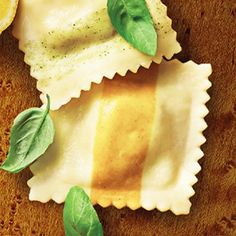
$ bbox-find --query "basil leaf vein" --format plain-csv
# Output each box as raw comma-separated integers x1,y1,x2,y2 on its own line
1,96,55,173
64,186,103,236
107,0,157,56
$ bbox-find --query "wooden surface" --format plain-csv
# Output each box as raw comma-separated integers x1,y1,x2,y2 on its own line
0,0,235,235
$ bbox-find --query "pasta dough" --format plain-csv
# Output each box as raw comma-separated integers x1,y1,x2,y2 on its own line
28,60,212,215
13,0,181,110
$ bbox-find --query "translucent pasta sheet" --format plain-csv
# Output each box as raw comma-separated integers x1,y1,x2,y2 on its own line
13,0,181,110
28,60,212,215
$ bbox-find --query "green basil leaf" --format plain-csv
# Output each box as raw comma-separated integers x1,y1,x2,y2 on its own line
107,0,157,56
1,96,55,173
63,186,103,236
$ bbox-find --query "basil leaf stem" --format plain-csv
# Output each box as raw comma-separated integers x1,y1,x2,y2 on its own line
107,0,157,56
1,95,55,173
63,186,103,236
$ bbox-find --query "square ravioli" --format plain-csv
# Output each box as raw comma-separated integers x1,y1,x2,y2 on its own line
13,0,181,110
28,60,212,215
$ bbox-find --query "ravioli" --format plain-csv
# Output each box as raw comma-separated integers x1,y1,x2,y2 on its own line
13,0,181,110
28,60,212,215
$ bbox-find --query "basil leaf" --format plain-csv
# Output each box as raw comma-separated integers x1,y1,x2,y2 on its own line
107,0,157,56
63,186,103,236
1,96,55,173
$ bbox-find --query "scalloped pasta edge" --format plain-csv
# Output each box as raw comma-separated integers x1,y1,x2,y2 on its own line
13,0,181,110
90,61,212,215
28,61,212,215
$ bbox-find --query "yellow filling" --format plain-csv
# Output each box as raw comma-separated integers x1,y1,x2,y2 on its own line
91,67,158,208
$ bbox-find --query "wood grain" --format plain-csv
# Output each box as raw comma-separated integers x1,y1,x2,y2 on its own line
0,0,235,235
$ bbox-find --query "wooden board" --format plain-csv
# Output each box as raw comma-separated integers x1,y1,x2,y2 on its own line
0,0,235,235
